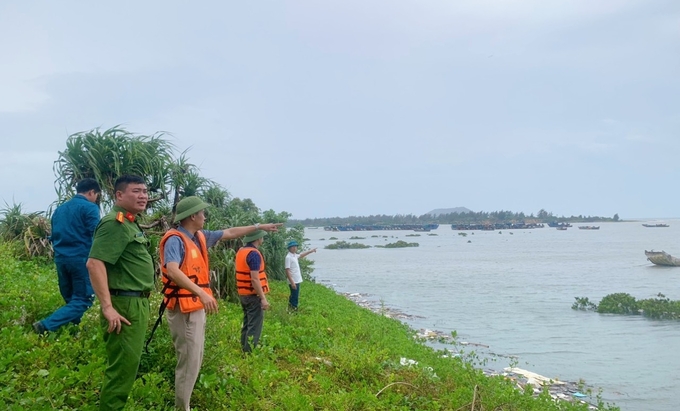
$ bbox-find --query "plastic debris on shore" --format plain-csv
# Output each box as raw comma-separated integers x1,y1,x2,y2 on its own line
481,367,598,409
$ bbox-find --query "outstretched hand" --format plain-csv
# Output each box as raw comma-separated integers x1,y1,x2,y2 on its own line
261,223,283,232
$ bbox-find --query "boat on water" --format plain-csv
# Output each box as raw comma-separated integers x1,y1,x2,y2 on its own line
548,222,572,228
556,226,568,230
645,250,680,267
578,226,600,230
642,223,669,228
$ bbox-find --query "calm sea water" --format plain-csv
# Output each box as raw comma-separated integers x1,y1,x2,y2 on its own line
305,220,680,411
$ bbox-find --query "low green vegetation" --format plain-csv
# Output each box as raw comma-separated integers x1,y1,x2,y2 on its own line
572,293,680,320
1,243,614,410
376,240,419,249
324,241,371,250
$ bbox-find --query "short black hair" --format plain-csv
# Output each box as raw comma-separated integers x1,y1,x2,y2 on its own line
114,175,146,193
76,178,101,194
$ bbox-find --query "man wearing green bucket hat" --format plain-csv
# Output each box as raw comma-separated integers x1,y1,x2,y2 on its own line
158,196,280,411
235,229,271,352
285,240,317,311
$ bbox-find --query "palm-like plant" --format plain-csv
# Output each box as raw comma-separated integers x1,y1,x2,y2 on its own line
0,202,52,258
24,215,53,258
53,126,176,211
0,202,40,241
167,153,214,222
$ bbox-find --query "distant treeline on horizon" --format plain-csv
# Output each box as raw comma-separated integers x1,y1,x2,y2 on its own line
288,209,620,227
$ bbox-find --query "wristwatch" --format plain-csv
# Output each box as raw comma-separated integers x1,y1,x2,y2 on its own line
254,223,260,229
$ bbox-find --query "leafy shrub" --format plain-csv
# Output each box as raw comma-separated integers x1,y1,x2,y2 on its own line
597,293,639,314
573,292,680,320
638,294,680,320
571,297,597,311
324,241,371,250
380,241,419,248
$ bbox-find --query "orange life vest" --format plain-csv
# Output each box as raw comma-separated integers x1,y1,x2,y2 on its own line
159,228,213,313
235,246,269,296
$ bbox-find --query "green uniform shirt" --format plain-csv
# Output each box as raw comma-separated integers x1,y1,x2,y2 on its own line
89,205,155,291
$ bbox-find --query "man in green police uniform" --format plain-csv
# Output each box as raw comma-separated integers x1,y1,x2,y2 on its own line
87,175,154,411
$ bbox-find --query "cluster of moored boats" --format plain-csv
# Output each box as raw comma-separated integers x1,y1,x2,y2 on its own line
324,223,440,232
450,223,544,230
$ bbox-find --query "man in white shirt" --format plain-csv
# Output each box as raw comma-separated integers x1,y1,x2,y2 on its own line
284,240,316,311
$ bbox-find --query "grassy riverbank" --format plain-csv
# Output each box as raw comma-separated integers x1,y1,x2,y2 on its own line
0,243,616,410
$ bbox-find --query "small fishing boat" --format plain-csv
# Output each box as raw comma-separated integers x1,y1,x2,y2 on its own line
556,226,567,231
642,223,669,228
645,250,680,267
548,222,572,228
578,226,600,230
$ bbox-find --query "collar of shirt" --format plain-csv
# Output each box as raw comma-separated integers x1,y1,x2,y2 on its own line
176,225,202,248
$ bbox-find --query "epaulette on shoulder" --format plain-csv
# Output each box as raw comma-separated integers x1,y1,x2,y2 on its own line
116,212,125,224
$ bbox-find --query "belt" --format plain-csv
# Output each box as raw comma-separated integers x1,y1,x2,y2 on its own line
110,289,150,298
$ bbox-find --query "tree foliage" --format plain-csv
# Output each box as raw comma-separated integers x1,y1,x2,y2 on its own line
291,209,620,227
53,127,177,209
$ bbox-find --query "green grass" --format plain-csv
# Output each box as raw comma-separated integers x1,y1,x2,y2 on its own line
0,243,616,410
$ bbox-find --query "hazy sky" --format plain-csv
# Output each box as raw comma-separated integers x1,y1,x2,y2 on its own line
1,1,678,219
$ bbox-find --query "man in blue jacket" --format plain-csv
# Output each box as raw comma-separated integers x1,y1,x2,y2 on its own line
33,178,101,333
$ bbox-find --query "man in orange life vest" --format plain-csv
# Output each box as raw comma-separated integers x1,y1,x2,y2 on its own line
235,229,272,352
159,196,280,411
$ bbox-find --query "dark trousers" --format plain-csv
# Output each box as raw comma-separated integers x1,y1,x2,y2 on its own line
239,294,264,353
40,260,94,331
288,282,301,309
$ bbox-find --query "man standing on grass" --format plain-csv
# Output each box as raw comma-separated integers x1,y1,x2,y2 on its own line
284,240,316,311
159,196,280,411
86,175,154,411
235,230,271,352
33,178,101,334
